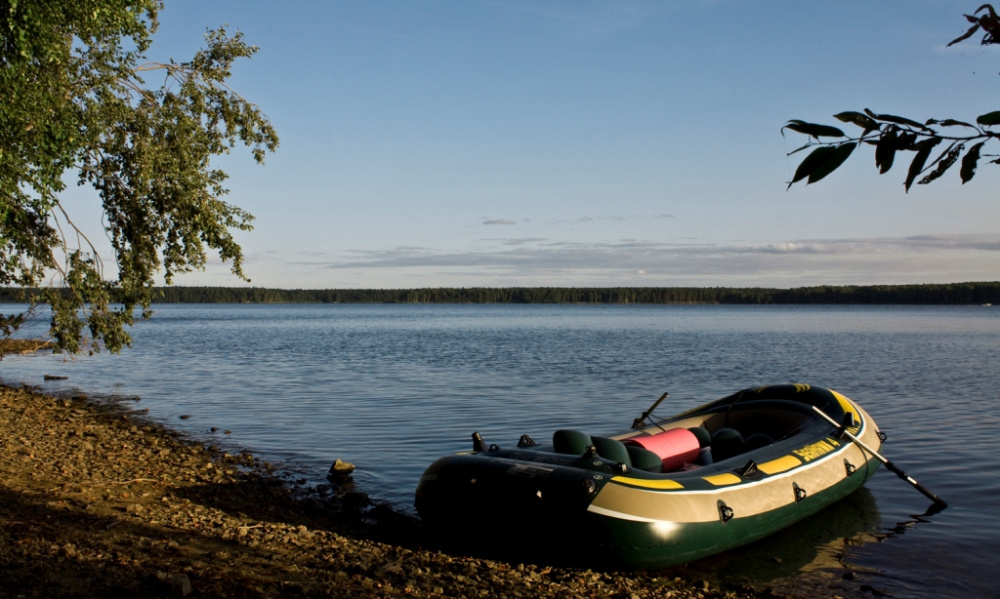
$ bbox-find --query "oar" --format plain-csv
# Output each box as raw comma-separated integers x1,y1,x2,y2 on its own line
632,392,668,429
811,406,947,510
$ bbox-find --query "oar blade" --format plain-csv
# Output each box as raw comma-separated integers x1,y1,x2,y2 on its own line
810,406,947,510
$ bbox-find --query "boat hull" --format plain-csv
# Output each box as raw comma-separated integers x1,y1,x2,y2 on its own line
416,384,883,568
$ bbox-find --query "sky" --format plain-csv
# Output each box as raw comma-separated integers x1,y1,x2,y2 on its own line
70,1,1000,289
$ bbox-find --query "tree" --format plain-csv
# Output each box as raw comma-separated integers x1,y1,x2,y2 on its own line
783,4,1000,191
0,0,277,354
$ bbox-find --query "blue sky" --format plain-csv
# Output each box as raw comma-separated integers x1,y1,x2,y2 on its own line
90,1,1000,288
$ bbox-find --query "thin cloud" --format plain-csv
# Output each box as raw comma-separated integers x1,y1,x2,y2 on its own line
483,218,517,226
502,237,549,246
197,232,998,289
752,235,1000,255
312,234,999,286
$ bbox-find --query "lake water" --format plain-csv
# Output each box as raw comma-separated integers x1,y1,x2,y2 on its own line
2,304,998,598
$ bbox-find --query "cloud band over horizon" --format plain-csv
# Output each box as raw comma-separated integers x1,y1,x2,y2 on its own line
252,232,1000,288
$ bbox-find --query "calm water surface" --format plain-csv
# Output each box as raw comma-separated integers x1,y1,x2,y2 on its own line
2,304,998,598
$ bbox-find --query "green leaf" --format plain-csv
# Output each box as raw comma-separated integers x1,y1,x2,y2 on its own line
896,131,918,151
874,128,898,174
789,146,835,187
783,120,846,139
863,109,933,132
919,144,964,186
974,5,1000,42
960,141,986,183
808,142,855,183
975,110,1000,126
834,111,879,134
903,138,942,192
928,118,976,129
788,143,856,188
948,23,981,46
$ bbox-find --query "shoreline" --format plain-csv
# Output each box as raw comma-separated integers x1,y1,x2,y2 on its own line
1,382,868,598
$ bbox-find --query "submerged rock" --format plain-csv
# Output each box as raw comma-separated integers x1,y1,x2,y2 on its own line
328,458,356,478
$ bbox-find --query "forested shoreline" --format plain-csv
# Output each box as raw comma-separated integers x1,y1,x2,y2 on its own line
6,283,997,305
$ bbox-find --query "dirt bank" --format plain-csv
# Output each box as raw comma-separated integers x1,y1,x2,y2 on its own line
0,383,872,598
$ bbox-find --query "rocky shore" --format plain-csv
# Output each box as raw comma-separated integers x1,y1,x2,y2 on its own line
0,382,872,598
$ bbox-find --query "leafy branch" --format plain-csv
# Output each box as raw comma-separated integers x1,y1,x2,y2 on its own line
785,5,1000,191
1,1,278,355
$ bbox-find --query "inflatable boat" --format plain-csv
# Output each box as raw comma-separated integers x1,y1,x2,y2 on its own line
415,384,884,568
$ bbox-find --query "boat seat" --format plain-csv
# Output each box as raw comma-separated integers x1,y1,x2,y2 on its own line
710,427,745,462
744,432,774,451
591,436,632,466
688,426,712,448
553,430,666,472
553,429,592,455
626,445,663,473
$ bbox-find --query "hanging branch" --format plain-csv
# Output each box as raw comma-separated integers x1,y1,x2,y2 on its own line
785,5,1000,191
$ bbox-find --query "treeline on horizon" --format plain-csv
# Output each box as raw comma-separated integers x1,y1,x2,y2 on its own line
3,282,998,305
121,282,1000,305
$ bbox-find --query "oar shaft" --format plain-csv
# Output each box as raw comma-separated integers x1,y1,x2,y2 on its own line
645,392,668,417
633,392,668,428
811,406,947,508
881,459,947,507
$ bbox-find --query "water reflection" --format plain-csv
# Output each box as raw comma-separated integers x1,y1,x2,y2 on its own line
883,503,946,534
674,487,883,585
679,488,957,598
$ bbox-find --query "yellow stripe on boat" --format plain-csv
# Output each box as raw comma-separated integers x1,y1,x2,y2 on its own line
702,472,741,486
757,455,802,475
612,476,684,490
831,389,860,422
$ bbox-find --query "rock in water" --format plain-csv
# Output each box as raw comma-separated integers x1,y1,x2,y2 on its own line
328,459,356,478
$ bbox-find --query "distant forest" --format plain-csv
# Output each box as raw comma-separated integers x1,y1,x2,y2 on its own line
3,282,998,305
6,282,994,305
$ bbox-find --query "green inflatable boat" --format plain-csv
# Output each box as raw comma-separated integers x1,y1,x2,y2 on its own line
415,384,884,568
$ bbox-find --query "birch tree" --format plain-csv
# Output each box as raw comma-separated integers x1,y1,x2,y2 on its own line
1,0,278,353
